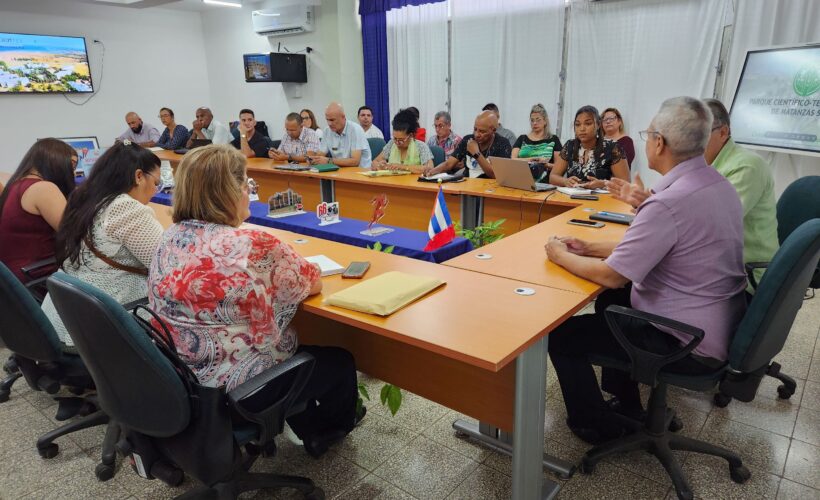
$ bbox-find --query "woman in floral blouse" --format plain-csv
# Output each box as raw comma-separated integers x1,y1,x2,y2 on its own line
148,144,360,457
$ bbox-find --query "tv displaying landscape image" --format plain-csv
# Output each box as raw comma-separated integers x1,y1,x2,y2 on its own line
0,32,93,93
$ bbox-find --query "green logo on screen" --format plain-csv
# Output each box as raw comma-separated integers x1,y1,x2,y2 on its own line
793,64,820,96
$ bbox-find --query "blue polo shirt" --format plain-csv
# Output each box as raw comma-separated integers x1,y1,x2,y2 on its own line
323,120,372,168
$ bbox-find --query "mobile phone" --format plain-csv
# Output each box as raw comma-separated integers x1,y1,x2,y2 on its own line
342,261,371,279
570,194,599,201
567,219,605,228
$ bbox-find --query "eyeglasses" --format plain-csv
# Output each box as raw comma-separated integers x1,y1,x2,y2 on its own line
145,171,162,192
639,130,663,141
392,135,411,144
158,114,171,119
530,117,545,123
602,116,619,124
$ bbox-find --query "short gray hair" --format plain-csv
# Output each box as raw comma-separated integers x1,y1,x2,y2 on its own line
702,98,730,128
434,111,451,124
651,97,713,159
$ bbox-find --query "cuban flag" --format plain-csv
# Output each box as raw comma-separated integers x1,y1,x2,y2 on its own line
424,185,456,251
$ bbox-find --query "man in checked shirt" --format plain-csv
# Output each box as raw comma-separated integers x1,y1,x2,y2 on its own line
269,112,322,163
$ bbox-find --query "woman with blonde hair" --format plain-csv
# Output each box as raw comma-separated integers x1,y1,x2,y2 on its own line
148,144,362,458
512,104,562,164
601,107,635,168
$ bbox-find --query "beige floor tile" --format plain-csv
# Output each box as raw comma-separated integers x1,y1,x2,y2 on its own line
334,473,418,499
776,478,820,499
699,414,790,475
801,380,820,411
773,352,812,381
784,439,820,490
793,406,820,447
0,435,92,498
421,410,494,463
0,392,43,421
809,357,820,384
555,461,669,500
372,435,479,499
447,464,513,499
665,385,717,414
710,392,799,438
681,455,780,500
20,464,132,499
367,390,449,434
334,411,417,471
757,371,804,404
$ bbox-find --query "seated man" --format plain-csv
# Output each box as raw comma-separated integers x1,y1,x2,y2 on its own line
703,98,779,290
423,111,511,179
187,106,233,147
482,103,517,145
231,108,273,158
427,111,462,157
307,102,372,168
269,112,322,163
358,105,384,140
116,112,160,147
544,97,747,444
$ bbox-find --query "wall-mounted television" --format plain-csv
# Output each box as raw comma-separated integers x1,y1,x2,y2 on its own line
729,43,820,157
0,32,93,94
243,52,307,83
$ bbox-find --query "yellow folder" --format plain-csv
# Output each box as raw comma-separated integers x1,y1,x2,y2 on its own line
324,271,445,316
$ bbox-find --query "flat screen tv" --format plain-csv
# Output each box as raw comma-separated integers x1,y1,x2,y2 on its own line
729,43,820,156
0,32,93,94
243,52,307,83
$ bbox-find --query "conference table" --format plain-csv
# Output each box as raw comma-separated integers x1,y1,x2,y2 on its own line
150,202,598,499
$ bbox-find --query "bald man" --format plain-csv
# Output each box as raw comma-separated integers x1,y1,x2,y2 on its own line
423,111,512,179
186,106,232,147
306,102,372,168
116,112,160,146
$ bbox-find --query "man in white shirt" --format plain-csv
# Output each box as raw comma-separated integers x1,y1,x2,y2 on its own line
186,107,232,147
357,105,384,140
307,102,372,168
116,112,160,146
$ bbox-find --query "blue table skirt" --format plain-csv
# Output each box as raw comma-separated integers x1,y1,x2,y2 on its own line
151,192,472,263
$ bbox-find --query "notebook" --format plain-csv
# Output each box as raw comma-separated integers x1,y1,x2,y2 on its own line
305,255,345,276
324,271,445,316
310,164,340,173
358,170,413,177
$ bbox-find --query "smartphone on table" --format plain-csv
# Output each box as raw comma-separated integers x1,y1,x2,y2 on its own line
342,261,371,279
567,219,605,228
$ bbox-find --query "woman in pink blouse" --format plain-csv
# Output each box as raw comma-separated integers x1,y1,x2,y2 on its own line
148,144,361,458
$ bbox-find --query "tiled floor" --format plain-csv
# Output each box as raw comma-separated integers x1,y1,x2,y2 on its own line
1,297,819,499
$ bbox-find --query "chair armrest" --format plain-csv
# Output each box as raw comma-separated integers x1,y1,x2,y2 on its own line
122,297,149,311
744,262,769,291
227,352,316,444
21,257,57,280
604,305,705,386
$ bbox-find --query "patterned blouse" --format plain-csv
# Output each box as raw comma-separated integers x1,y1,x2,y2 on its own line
148,221,321,391
559,138,625,181
156,124,190,150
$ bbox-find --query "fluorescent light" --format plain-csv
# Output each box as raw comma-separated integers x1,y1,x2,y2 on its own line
203,0,242,7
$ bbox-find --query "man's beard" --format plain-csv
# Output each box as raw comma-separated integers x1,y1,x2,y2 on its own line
131,124,143,134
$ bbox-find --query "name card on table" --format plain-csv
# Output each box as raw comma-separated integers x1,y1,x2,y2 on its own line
316,201,341,226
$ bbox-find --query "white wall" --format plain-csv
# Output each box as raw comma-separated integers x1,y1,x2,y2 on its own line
200,0,365,139
0,0,211,171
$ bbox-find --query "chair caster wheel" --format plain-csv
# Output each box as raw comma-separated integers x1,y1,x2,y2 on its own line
579,458,595,474
713,392,732,408
38,443,59,459
777,384,795,399
95,463,115,481
669,415,684,432
305,487,325,500
730,464,751,484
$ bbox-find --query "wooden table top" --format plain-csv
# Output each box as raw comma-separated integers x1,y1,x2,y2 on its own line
149,203,588,372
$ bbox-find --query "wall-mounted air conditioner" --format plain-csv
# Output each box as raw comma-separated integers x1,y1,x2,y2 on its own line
252,5,314,37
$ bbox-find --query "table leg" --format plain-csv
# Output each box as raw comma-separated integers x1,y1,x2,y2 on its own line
460,194,483,230
320,179,335,202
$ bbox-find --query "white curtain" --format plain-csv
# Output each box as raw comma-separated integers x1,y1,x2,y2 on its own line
722,0,820,196
564,0,727,185
386,2,449,134
449,0,565,141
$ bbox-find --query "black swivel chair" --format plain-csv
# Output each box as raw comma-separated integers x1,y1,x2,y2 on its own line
714,175,820,407
47,272,325,499
0,262,118,480
582,218,820,500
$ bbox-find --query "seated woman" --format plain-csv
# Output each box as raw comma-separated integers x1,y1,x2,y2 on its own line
300,108,324,144
371,109,435,174
602,107,635,168
512,103,562,182
407,106,426,142
155,107,190,150
41,141,164,350
550,105,629,189
0,138,76,284
148,144,361,458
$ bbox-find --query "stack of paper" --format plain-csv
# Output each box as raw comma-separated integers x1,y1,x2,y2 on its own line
325,271,445,316
305,255,345,276
557,186,593,195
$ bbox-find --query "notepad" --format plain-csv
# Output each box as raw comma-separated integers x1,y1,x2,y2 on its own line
557,186,593,195
305,255,345,276
310,164,340,173
324,271,445,316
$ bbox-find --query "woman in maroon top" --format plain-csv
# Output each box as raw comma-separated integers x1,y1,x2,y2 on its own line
602,107,635,169
0,138,76,283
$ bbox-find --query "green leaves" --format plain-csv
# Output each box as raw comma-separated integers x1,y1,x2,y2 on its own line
367,241,395,253
379,383,403,416
793,64,820,97
455,219,507,247
356,382,370,417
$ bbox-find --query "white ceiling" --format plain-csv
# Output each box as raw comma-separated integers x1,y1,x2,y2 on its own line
77,0,263,12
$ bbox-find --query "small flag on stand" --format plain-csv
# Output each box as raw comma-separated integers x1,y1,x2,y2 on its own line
423,185,455,251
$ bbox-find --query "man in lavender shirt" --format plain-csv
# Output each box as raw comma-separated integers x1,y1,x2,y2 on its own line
544,97,747,445
116,112,160,147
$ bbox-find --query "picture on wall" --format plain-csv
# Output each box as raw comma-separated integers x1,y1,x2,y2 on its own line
0,32,94,93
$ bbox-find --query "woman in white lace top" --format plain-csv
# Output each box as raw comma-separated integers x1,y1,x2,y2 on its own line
42,142,164,348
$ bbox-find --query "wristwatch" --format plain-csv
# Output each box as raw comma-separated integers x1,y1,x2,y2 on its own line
240,134,247,139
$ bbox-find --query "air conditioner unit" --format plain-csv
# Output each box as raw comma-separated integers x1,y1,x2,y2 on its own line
252,5,314,37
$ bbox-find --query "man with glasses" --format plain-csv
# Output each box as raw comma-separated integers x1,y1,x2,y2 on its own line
427,111,462,157
269,113,322,163
543,97,747,444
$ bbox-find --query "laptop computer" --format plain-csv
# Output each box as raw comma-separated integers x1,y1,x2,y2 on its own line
189,138,212,149
490,157,556,192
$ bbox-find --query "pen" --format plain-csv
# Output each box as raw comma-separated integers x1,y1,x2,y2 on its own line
598,211,628,218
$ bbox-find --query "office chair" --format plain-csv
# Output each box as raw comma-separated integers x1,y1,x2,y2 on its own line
271,139,282,150
582,218,820,500
47,272,325,499
0,262,118,481
714,175,820,407
429,145,446,166
367,137,386,158
230,121,272,140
